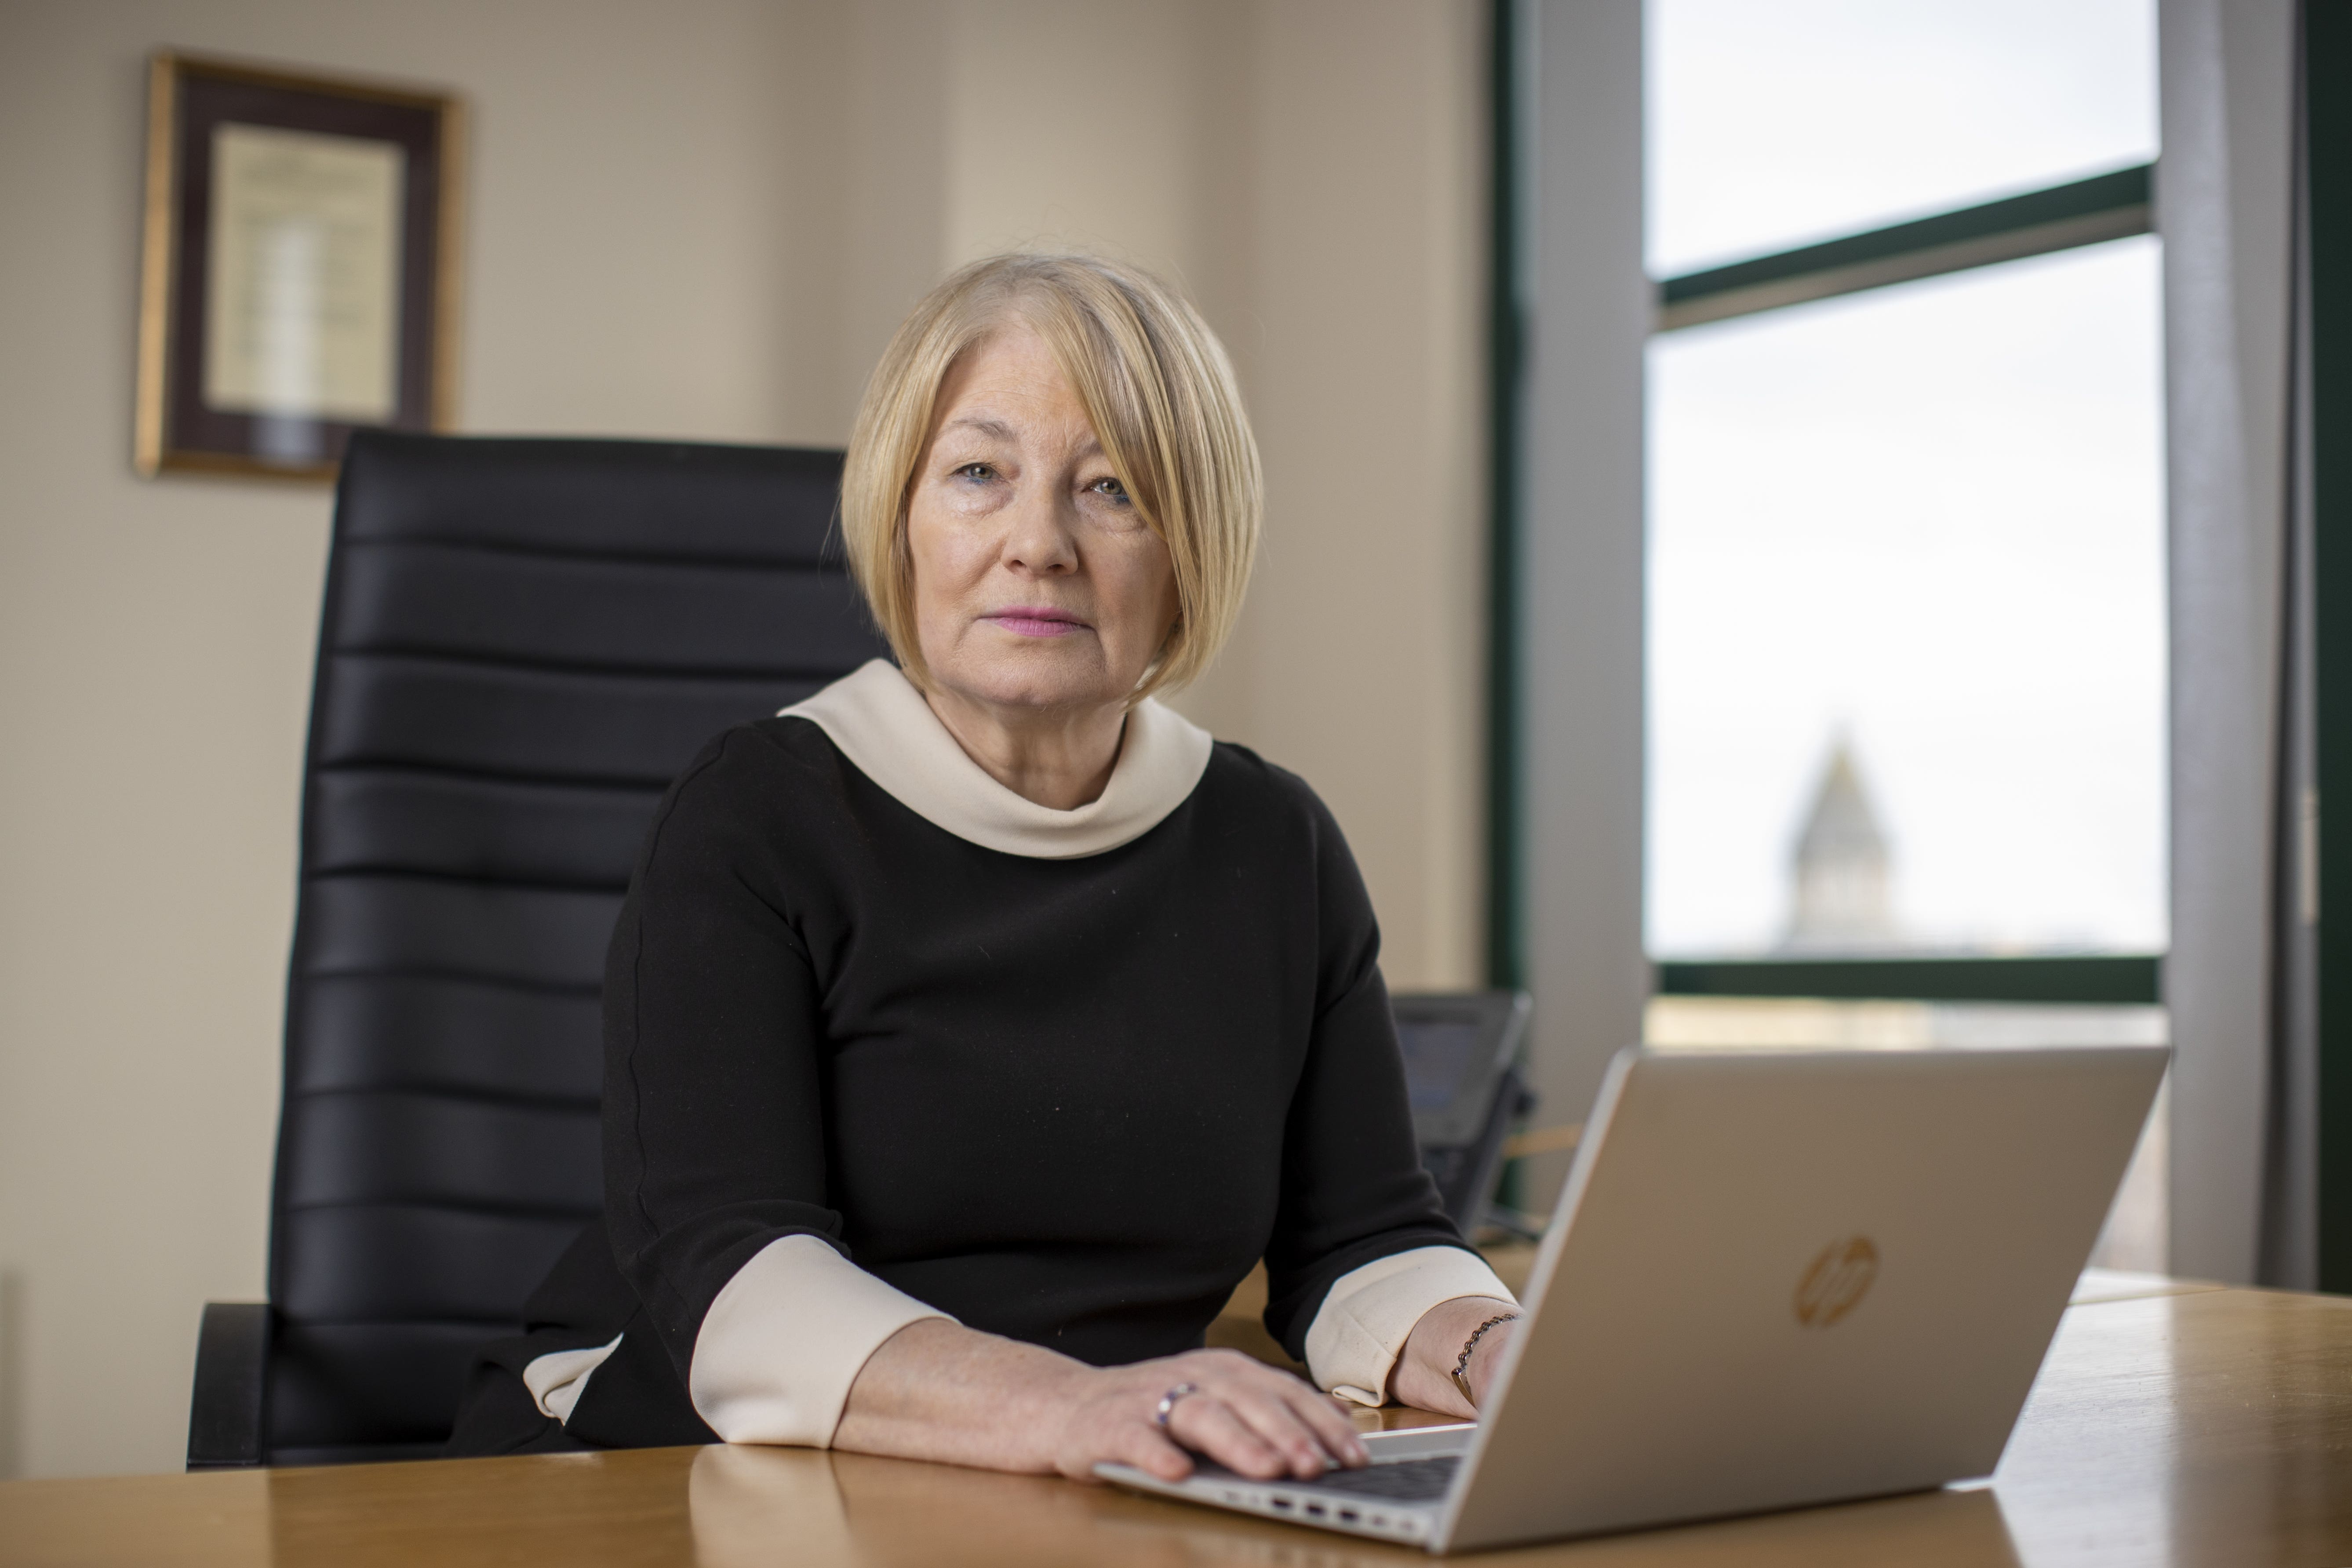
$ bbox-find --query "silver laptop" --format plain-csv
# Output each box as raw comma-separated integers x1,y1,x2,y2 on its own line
1100,1044,2166,1553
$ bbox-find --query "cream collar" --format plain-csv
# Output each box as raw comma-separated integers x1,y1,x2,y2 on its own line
780,660,1214,859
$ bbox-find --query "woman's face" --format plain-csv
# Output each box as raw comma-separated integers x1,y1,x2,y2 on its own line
905,321,1180,718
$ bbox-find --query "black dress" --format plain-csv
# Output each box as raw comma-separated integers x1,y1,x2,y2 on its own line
447,711,1466,1455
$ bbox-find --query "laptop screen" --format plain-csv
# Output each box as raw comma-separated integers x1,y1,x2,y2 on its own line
1396,1019,1487,1112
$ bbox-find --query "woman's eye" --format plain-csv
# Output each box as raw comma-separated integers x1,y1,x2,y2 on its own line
954,462,995,482
1089,476,1130,502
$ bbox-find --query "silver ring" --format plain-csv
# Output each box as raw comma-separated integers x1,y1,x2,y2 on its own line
1154,1382,1201,1427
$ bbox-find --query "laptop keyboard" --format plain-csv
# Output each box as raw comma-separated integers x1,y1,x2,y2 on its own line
1295,1455,1460,1502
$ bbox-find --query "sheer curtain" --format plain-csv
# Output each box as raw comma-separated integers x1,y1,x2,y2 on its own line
2159,0,2308,1286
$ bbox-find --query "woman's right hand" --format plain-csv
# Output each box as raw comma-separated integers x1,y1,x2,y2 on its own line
1045,1346,1370,1484
834,1320,1369,1483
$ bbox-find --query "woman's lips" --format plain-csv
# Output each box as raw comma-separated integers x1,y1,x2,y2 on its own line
982,607,1089,638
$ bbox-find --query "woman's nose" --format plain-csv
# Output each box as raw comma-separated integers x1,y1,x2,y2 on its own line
999,482,1079,575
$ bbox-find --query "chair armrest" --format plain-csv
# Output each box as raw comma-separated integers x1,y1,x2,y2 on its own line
187,1302,273,1470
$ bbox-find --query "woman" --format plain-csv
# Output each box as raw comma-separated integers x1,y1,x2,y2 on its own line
449,253,1521,1484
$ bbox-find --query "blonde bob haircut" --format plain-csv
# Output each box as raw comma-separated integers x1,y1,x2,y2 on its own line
840,252,1262,701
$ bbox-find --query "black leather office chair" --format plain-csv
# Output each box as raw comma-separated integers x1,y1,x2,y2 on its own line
186,431,884,1468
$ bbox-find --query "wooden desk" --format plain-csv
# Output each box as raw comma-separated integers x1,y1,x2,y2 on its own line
7,1283,2351,1567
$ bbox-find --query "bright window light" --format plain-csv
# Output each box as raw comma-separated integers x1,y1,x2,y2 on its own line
1647,0,2159,275
1646,237,2167,958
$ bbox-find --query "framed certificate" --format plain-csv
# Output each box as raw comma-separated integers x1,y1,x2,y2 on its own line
135,54,465,481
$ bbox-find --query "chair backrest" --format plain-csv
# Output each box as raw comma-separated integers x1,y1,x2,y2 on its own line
266,431,882,1464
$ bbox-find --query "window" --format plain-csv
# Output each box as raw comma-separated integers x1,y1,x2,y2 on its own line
1634,0,2169,1265
1644,0,2164,979
1648,0,2160,277
1648,243,2166,962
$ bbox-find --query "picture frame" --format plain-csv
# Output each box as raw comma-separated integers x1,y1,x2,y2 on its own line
135,53,465,482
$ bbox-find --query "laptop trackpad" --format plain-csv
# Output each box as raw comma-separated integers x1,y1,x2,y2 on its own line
1359,1423,1475,1462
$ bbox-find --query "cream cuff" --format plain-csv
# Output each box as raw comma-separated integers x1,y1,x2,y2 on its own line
523,1333,623,1423
1304,1246,1519,1407
688,1234,957,1446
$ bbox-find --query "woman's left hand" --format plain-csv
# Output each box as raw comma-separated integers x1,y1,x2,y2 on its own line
1388,1295,1520,1419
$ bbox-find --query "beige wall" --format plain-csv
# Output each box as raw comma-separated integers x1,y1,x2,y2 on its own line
1208,0,1488,990
898,0,1489,986
0,0,1485,1477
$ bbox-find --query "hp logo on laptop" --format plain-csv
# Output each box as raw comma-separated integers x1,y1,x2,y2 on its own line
1795,1237,1879,1328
